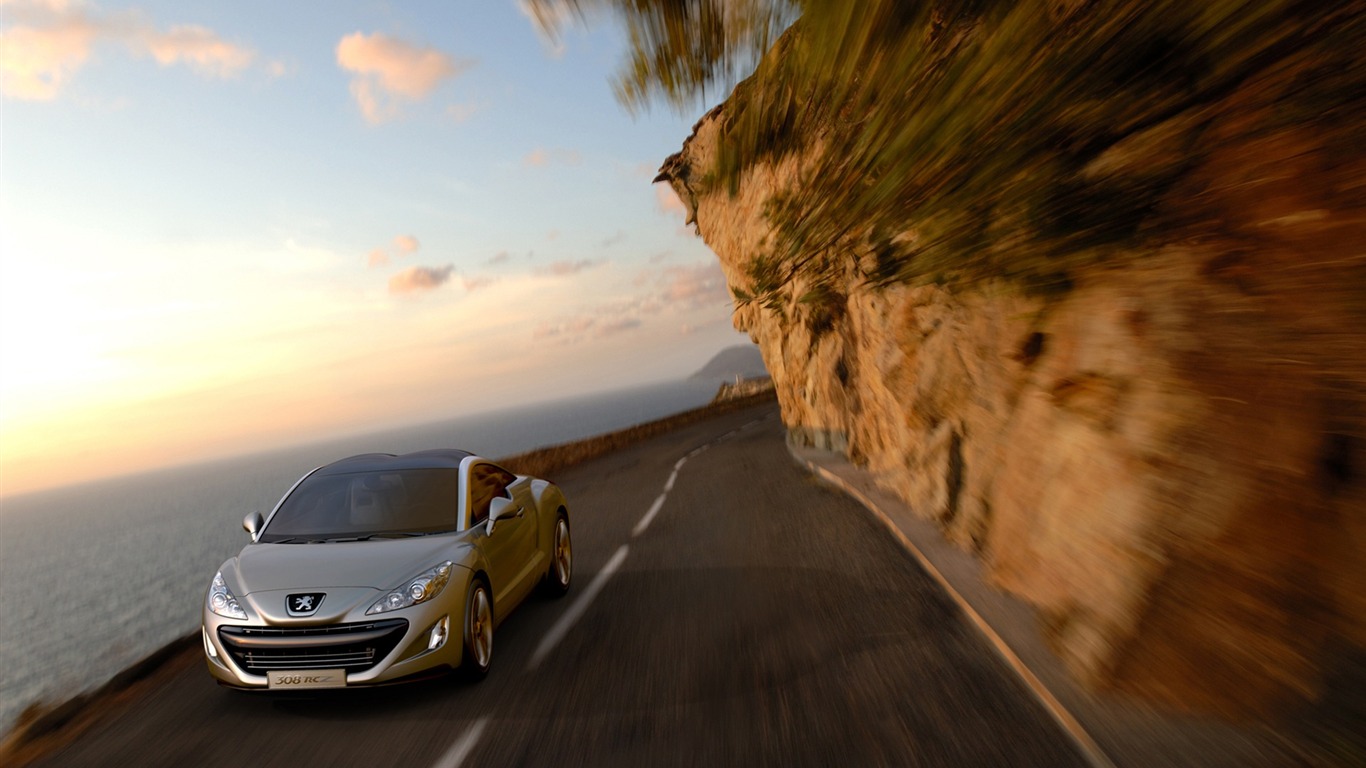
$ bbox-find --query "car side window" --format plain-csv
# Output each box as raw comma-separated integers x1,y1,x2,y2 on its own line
488,466,515,498
469,466,492,527
469,464,521,529
469,464,516,528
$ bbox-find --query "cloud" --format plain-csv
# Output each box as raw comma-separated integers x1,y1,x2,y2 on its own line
487,250,510,265
523,148,548,167
462,275,496,292
0,3,255,101
533,307,644,345
0,14,97,100
595,317,641,337
534,314,597,341
139,24,253,77
655,182,688,217
388,264,454,295
662,262,729,307
600,231,626,248
366,235,416,267
335,32,470,123
523,147,581,167
649,251,673,264
532,260,728,346
540,259,600,277
1,0,75,9
445,101,480,123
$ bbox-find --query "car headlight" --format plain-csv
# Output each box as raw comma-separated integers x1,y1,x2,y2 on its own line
367,561,453,615
208,571,247,620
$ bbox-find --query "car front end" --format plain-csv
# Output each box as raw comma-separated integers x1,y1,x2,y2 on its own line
202,552,473,691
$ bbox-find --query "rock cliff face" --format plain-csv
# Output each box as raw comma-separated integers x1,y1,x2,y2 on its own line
658,23,1365,716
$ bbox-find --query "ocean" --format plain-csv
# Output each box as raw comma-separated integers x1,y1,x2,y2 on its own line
0,377,720,734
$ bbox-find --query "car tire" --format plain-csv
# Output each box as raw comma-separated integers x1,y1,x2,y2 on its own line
460,578,493,681
540,512,572,598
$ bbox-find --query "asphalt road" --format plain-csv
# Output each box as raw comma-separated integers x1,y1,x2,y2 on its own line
35,402,1086,767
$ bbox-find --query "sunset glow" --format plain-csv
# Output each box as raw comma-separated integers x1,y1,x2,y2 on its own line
0,0,747,497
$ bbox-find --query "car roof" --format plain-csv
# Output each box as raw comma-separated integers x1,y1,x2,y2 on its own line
313,449,476,475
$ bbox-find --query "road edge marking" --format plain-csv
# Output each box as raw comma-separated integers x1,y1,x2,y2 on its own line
789,447,1118,768
528,544,630,671
430,717,489,768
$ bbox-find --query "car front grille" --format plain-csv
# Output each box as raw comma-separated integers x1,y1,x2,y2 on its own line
218,619,409,675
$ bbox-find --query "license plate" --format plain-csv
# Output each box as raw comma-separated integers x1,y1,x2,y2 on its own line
267,670,346,689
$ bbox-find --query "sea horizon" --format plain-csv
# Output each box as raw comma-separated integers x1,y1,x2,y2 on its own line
0,374,719,506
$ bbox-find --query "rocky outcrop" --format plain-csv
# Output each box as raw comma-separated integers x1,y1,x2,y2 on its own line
658,12,1365,717
690,344,769,380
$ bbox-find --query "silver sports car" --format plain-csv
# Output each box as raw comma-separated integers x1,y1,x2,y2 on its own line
201,449,572,689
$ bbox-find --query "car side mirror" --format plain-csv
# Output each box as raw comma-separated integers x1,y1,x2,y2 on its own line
486,496,522,535
243,511,264,541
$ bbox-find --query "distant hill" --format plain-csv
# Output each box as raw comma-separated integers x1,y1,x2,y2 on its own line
690,345,768,380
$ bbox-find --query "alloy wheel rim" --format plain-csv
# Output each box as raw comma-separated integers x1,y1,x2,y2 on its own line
555,520,572,584
471,587,491,667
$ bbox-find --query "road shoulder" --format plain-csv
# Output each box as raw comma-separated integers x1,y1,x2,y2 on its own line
788,442,1302,768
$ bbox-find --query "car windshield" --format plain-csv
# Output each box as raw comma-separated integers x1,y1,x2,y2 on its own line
259,468,460,542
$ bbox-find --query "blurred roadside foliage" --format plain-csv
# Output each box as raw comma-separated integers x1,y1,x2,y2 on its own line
528,0,1366,306
523,0,800,111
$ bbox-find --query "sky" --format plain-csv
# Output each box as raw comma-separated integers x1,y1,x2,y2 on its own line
0,0,751,497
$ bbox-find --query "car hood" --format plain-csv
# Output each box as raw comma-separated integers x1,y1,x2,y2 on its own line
231,535,472,594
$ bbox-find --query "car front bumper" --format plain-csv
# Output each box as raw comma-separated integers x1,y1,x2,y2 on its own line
202,582,467,689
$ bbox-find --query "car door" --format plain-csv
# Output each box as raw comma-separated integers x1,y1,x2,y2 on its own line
469,463,539,609
505,474,543,582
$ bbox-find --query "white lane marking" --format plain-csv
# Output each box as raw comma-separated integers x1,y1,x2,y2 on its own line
527,433,723,669
431,717,489,768
528,544,629,670
633,494,667,537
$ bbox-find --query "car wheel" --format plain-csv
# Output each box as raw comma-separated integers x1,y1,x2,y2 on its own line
541,512,572,598
461,579,493,681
